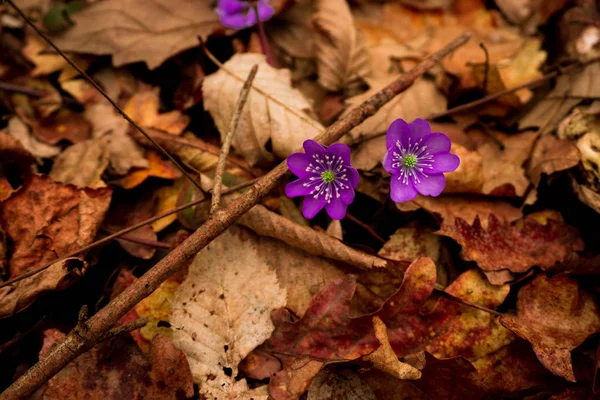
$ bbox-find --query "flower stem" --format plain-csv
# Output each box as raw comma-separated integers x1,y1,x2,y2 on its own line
252,4,274,66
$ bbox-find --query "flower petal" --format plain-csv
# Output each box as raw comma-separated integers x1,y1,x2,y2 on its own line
219,12,253,29
303,140,326,157
339,185,355,205
326,198,348,220
285,177,313,197
429,153,460,174
390,177,418,203
218,0,246,14
409,118,431,141
327,143,351,164
382,150,398,175
346,167,359,189
414,173,445,197
302,196,327,219
422,133,451,154
257,0,275,21
386,118,410,150
287,153,311,177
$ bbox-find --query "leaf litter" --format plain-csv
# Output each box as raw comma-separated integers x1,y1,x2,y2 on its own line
1,0,600,399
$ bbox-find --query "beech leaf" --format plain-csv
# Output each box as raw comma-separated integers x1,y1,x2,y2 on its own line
52,0,220,69
171,227,286,399
202,53,324,165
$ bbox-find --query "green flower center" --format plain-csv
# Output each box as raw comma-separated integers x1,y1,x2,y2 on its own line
403,154,417,168
321,171,335,183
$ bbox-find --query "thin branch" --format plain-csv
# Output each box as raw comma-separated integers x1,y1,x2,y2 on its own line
0,179,258,290
1,33,470,400
100,228,171,249
98,318,148,341
211,65,258,214
438,291,504,317
3,0,205,194
0,81,47,97
345,213,386,244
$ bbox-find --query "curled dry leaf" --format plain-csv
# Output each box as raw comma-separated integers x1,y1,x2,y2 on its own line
4,116,61,159
123,87,190,135
0,174,111,317
202,53,324,166
41,330,193,399
500,274,600,382
52,0,220,69
312,0,371,91
528,135,581,186
171,227,286,399
573,182,600,214
307,370,377,400
114,150,182,190
438,213,584,276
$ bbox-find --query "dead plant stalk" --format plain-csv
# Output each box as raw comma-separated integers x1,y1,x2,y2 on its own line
0,33,471,399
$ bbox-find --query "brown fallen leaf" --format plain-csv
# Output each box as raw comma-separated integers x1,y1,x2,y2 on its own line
114,150,181,190
31,108,91,145
312,0,370,91
41,330,194,399
202,53,324,166
573,182,600,215
0,174,111,277
528,135,581,186
52,0,220,69
49,135,110,188
378,226,442,265
123,87,190,135
0,130,35,176
438,212,584,275
4,116,61,159
171,227,285,399
395,195,523,227
495,0,571,32
307,370,377,400
500,274,600,382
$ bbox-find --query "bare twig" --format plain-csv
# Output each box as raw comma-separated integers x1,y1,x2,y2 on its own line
1,33,470,400
439,291,504,317
98,318,148,341
3,0,204,194
0,179,258,290
211,65,258,214
345,213,386,244
0,81,47,97
100,228,171,249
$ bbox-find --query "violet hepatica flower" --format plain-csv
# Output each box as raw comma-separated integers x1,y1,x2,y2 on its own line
286,140,359,220
217,0,274,30
383,118,460,203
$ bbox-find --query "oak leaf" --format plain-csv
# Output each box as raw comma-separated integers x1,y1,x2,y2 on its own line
438,213,584,275
170,227,286,399
202,53,324,166
52,0,221,69
500,274,600,382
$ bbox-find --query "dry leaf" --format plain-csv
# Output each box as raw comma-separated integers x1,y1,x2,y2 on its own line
500,274,600,381
49,136,110,188
5,116,61,159
0,174,111,277
123,87,190,135
171,227,286,399
363,316,422,380
202,53,324,166
349,78,447,170
22,33,89,82
115,150,181,190
52,0,220,69
0,130,35,174
438,213,584,275
378,226,442,264
527,135,580,185
573,183,600,214
307,370,377,400
41,331,194,399
312,0,370,91
31,108,91,145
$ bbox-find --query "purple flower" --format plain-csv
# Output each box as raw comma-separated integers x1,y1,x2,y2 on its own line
217,0,274,30
286,140,359,220
383,118,460,203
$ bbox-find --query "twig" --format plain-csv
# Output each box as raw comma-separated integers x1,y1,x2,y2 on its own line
199,38,324,132
479,42,490,94
439,291,504,317
3,0,204,194
211,65,258,214
0,179,258,290
345,213,386,244
100,228,171,249
0,81,47,97
0,33,470,400
98,318,148,341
